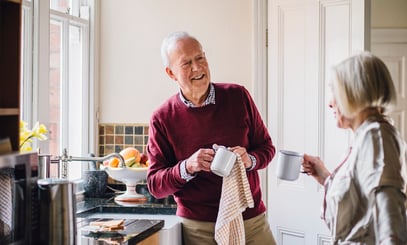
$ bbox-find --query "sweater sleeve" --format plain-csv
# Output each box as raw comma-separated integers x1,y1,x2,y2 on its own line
241,87,276,170
146,116,187,199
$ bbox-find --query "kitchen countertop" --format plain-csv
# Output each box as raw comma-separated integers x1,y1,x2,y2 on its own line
76,195,179,244
76,196,177,215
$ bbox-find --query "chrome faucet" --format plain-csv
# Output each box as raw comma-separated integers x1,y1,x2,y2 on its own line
58,148,125,179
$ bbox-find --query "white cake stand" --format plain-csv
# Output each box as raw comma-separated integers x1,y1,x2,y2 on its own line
104,166,148,204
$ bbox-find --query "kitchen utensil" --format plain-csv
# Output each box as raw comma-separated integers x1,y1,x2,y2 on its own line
38,154,51,179
83,169,108,198
83,153,108,198
38,178,77,245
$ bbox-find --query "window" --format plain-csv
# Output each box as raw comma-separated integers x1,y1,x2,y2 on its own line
21,0,34,122
21,0,94,180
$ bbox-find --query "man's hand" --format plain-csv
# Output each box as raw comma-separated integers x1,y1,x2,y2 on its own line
228,146,253,169
185,148,215,174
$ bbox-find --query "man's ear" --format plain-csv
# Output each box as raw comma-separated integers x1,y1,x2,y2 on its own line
165,67,176,81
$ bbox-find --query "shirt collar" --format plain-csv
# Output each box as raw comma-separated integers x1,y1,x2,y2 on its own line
179,83,216,108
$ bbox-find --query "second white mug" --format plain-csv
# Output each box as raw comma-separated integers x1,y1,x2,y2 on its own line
276,150,303,181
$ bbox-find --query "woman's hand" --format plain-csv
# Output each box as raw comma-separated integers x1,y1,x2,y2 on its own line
185,148,215,174
302,154,331,185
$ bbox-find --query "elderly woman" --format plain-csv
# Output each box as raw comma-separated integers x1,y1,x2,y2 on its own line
302,52,407,244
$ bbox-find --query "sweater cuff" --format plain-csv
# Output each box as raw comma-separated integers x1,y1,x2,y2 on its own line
180,160,196,181
246,154,257,171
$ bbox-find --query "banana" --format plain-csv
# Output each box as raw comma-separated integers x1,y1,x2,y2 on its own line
125,156,136,167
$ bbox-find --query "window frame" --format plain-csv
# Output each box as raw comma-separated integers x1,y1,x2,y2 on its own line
21,0,96,180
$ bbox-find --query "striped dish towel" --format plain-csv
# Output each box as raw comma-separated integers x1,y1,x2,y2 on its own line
0,169,13,238
215,155,254,245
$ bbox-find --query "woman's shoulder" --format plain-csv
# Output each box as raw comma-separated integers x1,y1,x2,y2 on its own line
356,116,398,139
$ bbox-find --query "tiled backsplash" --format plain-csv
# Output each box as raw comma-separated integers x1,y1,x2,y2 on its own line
98,123,149,156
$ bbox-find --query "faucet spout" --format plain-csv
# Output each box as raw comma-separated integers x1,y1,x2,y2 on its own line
58,149,126,178
67,152,126,168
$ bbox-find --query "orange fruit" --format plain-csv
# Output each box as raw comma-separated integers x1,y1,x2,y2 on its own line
108,157,120,168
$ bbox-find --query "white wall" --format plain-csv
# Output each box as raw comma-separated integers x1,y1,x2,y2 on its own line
99,0,254,123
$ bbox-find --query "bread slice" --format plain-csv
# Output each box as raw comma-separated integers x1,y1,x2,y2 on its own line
89,219,125,231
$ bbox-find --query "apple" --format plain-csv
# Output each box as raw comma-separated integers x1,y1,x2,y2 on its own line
140,153,148,164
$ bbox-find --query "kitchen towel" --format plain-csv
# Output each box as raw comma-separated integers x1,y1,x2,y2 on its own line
214,155,254,245
0,169,13,238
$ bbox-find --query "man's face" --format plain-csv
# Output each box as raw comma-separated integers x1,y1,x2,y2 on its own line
166,38,211,95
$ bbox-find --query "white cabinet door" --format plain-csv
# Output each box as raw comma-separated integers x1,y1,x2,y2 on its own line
371,28,407,142
267,1,370,244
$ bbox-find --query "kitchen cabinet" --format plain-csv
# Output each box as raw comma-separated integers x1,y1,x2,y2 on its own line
0,0,21,152
138,232,159,245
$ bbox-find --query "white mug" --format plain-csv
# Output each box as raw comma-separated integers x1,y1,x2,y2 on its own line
276,150,303,181
210,147,237,177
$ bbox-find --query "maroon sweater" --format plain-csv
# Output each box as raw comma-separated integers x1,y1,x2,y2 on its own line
147,83,275,222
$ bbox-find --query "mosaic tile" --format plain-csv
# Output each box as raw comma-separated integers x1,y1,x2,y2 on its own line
134,145,143,153
125,135,133,144
134,135,143,145
104,145,114,154
115,145,122,153
115,125,124,134
106,125,114,134
125,126,133,134
98,123,149,156
99,136,104,144
99,125,105,135
115,135,124,144
134,126,143,134
106,135,114,144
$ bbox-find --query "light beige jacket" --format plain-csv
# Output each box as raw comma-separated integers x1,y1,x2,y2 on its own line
323,116,407,245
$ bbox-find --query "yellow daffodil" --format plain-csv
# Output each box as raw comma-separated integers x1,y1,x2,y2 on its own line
19,120,48,152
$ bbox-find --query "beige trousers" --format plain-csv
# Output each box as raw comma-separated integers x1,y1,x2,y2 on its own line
181,213,276,245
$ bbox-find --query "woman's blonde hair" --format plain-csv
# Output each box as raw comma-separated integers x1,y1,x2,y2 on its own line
330,51,397,118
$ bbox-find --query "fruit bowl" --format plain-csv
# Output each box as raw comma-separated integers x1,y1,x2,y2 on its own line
104,166,148,204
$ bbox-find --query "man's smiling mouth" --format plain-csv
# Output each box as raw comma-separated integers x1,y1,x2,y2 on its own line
192,74,205,80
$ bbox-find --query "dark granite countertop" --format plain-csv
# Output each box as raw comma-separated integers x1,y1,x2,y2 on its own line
76,196,177,216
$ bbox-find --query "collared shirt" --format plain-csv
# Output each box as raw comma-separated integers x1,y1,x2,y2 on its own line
179,83,216,108
179,83,257,181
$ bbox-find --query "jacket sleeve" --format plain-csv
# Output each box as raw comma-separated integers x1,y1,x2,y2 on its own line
374,187,407,244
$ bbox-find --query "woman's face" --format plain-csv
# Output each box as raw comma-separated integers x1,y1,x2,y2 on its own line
328,95,352,129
